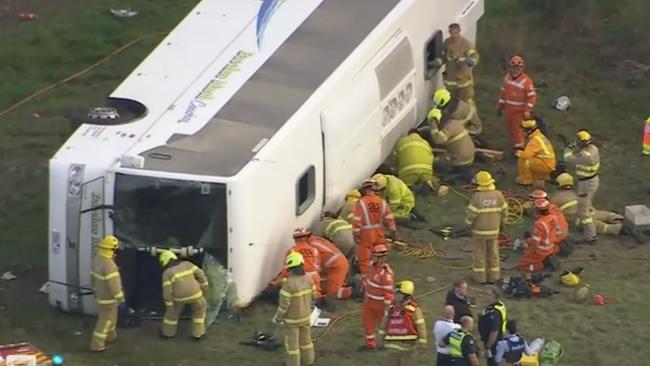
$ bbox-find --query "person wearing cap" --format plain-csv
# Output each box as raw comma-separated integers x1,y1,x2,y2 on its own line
429,107,476,181
392,128,437,192
433,305,461,366
360,245,394,351
478,288,507,366
352,180,397,276
90,235,125,352
563,129,600,243
275,228,323,300
273,251,316,366
518,199,563,272
515,119,556,187
371,173,415,221
159,250,208,340
493,320,532,366
430,23,482,135
378,280,427,366
465,171,508,284
430,88,481,136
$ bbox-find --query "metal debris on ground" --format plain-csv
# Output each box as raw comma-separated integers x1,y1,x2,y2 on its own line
426,276,436,282
552,96,571,111
110,9,138,18
39,282,49,294
0,272,17,280
18,13,38,20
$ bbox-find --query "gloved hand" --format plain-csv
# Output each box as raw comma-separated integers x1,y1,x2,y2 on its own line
466,58,476,67
513,149,523,158
271,314,282,324
496,107,503,117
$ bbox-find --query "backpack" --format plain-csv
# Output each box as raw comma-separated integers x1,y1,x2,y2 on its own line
540,340,563,366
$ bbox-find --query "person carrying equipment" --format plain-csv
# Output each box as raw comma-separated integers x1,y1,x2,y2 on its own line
90,235,125,352
371,174,416,221
273,252,316,366
159,250,208,340
378,281,427,366
563,130,600,243
429,107,476,180
392,129,436,191
497,55,537,153
430,88,481,136
478,288,507,366
494,320,532,366
352,179,397,275
430,23,482,134
518,199,564,272
314,212,355,258
276,228,323,300
306,233,352,301
441,316,480,366
515,119,556,187
360,245,394,351
465,171,508,284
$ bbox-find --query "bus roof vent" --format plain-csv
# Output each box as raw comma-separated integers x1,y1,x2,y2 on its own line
88,107,120,120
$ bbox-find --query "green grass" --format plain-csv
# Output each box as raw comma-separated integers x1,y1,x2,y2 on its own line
1,0,650,365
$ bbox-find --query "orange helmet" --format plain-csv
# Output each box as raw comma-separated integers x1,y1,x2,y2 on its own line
528,189,548,200
534,198,550,210
293,227,312,239
361,179,376,190
372,244,389,257
509,55,524,67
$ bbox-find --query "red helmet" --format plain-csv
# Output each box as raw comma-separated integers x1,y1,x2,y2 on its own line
528,189,548,200
361,179,376,189
509,55,524,67
372,244,389,257
534,198,550,210
292,227,312,239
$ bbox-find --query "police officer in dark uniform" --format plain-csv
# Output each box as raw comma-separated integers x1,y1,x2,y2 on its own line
478,288,507,366
494,320,531,366
442,315,480,366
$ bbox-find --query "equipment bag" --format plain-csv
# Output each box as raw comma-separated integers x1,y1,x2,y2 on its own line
540,340,563,366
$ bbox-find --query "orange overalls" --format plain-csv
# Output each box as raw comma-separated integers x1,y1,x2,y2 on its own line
307,235,351,299
362,262,394,349
280,241,323,300
351,192,396,275
498,72,537,149
518,214,562,272
517,129,556,185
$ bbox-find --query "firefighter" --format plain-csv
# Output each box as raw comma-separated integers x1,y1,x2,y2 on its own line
159,250,208,340
497,55,537,153
465,171,508,284
564,130,600,243
442,316,480,366
90,235,125,352
315,212,355,258
371,173,415,221
339,189,361,222
393,129,436,191
430,23,482,135
515,119,556,187
430,89,480,136
518,199,565,272
306,233,352,301
360,245,394,351
378,280,427,366
478,288,507,366
275,228,323,300
273,251,316,366
429,107,476,178
352,179,397,275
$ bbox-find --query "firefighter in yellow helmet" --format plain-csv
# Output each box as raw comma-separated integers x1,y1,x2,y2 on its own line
515,119,556,187
378,280,427,366
431,88,481,135
372,173,416,222
564,129,600,243
273,251,316,366
339,189,361,222
159,250,209,340
465,171,508,284
429,23,482,134
393,128,437,192
314,211,355,258
429,105,476,181
90,235,125,352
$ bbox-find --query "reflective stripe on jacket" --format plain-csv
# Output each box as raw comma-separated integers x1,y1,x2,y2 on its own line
91,254,124,305
364,263,394,304
161,261,208,306
497,73,536,112
275,274,314,326
394,133,434,181
352,193,396,235
378,175,415,220
564,144,600,178
465,190,508,239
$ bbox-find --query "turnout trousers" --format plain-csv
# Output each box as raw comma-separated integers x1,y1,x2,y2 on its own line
578,176,599,240
284,325,315,366
161,297,207,338
90,304,118,351
472,238,500,284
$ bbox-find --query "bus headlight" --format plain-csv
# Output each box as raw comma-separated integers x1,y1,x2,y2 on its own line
67,165,84,197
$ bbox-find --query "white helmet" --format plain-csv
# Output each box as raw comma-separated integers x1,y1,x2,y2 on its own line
553,96,571,111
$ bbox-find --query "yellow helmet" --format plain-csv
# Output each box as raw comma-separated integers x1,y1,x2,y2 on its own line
433,89,451,107
521,119,537,129
576,130,591,142
474,171,494,186
555,173,574,187
159,250,178,267
345,189,361,202
98,235,119,250
372,174,388,190
398,280,415,296
560,271,580,287
286,251,304,269
427,108,442,122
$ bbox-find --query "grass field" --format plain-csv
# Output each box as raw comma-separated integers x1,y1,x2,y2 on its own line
0,0,649,365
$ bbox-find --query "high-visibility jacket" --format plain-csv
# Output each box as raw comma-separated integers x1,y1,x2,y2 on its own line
377,175,415,220
393,133,434,186
526,214,562,256
161,261,208,306
307,235,346,271
549,189,579,219
281,241,321,278
363,263,394,305
317,217,355,257
520,129,556,167
352,192,396,243
380,300,427,351
435,35,479,91
91,254,125,306
497,72,536,113
465,189,508,239
339,191,360,221
431,118,475,167
274,274,314,326
564,144,600,180
449,329,472,358
482,301,507,336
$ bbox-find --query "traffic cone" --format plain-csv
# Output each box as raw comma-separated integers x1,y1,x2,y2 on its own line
643,117,650,156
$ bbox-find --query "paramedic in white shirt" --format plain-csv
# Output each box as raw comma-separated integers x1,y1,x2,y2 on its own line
433,305,461,366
